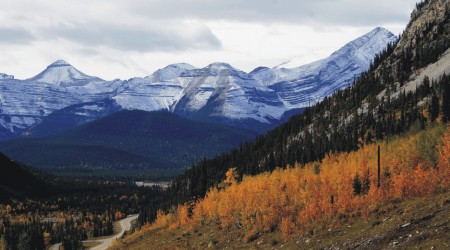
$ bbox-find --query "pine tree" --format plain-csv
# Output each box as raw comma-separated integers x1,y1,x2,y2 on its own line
353,173,362,195
428,94,440,123
441,77,450,123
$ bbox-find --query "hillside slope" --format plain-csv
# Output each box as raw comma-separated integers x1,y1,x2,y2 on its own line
0,153,52,200
0,110,256,170
112,125,450,249
128,0,450,247
113,193,450,249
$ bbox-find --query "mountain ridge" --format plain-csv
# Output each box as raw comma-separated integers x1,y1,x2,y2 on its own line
0,27,397,138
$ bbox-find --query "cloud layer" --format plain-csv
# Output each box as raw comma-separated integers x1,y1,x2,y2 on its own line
0,0,419,80
128,0,413,26
42,23,221,52
0,27,35,44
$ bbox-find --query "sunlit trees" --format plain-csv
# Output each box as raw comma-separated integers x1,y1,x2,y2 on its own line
149,125,450,240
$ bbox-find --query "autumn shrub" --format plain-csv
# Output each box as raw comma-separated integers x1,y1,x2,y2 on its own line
150,125,450,239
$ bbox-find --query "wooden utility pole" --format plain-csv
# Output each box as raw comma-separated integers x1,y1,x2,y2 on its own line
377,145,381,188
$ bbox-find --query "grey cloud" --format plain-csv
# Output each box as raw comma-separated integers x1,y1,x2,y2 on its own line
42,23,222,52
127,0,417,26
0,27,35,44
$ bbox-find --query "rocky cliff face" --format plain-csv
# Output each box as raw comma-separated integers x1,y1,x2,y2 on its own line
382,0,450,83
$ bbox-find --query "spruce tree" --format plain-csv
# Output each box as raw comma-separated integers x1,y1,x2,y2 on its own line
441,78,450,123
428,94,440,123
353,173,362,195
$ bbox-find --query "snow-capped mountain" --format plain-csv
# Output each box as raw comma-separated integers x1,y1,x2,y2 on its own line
251,27,397,109
0,27,397,138
172,62,286,127
112,63,195,112
28,60,103,86
0,62,123,137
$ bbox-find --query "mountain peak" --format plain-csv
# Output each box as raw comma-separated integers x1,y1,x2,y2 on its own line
207,62,235,70
372,26,389,33
166,63,196,70
48,60,71,67
151,63,197,81
29,60,101,85
272,27,396,71
326,27,397,69
367,27,396,40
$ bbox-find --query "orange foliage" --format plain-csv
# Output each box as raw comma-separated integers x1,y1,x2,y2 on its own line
280,217,295,242
151,125,450,238
176,203,190,227
437,126,450,189
224,167,239,186
144,210,176,232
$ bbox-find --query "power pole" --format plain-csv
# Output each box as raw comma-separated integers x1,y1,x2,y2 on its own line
377,145,381,188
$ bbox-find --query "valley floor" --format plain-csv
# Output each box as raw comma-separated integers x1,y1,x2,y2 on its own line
110,191,450,249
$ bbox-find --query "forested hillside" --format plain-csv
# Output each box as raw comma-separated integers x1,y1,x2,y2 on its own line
0,153,52,200
114,123,450,249
0,110,256,171
147,0,450,216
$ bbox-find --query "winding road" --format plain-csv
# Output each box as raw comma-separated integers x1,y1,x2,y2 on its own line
86,214,139,250
50,214,138,250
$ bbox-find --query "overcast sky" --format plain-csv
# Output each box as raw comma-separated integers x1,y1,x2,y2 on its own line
0,0,419,80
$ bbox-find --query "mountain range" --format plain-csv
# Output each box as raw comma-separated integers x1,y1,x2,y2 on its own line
0,27,396,139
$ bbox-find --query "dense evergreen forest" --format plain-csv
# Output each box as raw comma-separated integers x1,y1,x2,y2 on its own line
136,0,450,225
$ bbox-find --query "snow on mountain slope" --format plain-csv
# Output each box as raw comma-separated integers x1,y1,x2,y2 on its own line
112,77,184,112
250,59,325,87
112,64,196,112
151,63,197,82
28,60,103,86
174,63,246,114
0,27,396,137
0,61,122,134
173,63,285,124
251,27,397,109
